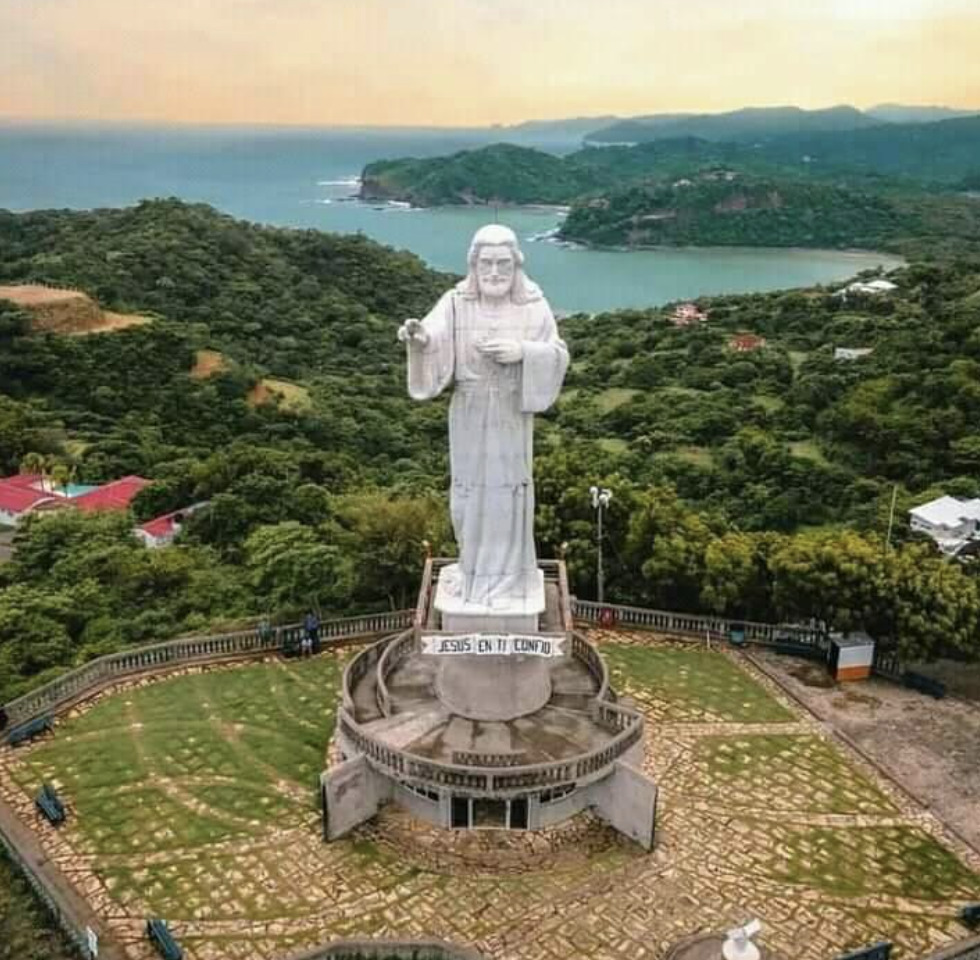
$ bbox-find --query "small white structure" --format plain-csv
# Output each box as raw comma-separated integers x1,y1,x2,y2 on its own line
909,495,980,555
723,919,762,960
834,279,898,299
834,347,874,361
829,632,875,682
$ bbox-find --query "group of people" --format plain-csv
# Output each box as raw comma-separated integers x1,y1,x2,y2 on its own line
258,611,320,658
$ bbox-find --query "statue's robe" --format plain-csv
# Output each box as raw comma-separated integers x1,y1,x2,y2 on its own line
407,281,569,607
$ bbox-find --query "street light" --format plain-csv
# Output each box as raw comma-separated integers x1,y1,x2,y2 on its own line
589,486,613,604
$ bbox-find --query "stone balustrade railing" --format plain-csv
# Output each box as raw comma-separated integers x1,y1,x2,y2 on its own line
377,630,416,716
3,610,414,732
571,631,612,702
573,599,826,648
339,699,642,795
338,628,644,796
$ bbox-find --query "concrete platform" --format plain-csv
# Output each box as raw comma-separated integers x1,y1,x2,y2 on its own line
351,646,607,766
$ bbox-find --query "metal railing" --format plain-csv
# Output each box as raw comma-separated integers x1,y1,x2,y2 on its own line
573,599,826,647
3,610,414,732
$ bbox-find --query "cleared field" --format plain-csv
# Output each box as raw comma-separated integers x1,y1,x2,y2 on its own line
190,350,227,379
595,387,640,413
790,439,831,465
247,378,312,412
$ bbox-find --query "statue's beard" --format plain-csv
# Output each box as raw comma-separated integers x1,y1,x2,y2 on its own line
478,277,513,299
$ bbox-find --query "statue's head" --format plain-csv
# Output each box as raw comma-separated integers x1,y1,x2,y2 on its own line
458,224,540,304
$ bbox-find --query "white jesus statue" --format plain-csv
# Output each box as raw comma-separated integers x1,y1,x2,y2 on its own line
398,224,569,621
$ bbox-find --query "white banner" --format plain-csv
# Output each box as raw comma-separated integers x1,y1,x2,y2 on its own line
422,633,564,658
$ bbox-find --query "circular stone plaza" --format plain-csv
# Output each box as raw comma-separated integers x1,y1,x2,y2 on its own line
1,561,980,960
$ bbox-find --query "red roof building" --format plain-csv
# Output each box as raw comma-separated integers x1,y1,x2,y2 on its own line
136,502,207,548
71,476,150,513
669,302,708,327
728,333,768,353
0,474,62,525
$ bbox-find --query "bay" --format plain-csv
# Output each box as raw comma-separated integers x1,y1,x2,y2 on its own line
0,123,901,313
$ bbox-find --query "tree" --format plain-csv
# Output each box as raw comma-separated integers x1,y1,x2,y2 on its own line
336,491,451,609
244,521,354,616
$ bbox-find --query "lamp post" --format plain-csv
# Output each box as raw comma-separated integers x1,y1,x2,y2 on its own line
589,486,613,604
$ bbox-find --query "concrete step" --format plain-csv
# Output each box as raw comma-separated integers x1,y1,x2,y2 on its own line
361,707,448,749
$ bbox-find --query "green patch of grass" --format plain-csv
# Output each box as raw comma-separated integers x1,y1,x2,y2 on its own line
596,387,640,413
752,394,785,413
668,445,714,467
695,734,895,814
789,350,810,373
14,654,344,858
789,439,830,465
598,437,629,455
603,644,793,723
762,824,980,901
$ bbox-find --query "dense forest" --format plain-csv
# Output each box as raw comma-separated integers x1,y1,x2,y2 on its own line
356,130,980,257
0,200,978,706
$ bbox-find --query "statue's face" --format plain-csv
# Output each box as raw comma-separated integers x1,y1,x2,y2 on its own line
475,244,516,300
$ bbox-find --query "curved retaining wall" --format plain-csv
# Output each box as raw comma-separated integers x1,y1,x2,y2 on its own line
286,938,486,960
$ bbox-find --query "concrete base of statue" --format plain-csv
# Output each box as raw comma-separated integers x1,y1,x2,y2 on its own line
435,655,552,722
434,563,546,634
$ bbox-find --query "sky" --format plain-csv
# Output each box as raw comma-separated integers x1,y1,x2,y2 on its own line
1,0,978,126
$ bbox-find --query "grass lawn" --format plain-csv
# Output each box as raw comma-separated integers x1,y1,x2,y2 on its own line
762,823,980,900
667,445,714,467
752,394,785,413
595,387,640,413
602,643,794,723
789,439,830,465
789,349,810,373
11,654,344,862
598,437,629,455
692,733,895,814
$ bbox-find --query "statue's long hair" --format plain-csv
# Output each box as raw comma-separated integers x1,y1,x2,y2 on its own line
456,224,542,304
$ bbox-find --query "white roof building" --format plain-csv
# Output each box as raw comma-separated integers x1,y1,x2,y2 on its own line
834,279,898,298
834,347,874,361
909,495,980,555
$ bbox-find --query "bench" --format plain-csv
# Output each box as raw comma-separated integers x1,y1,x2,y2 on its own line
960,903,980,929
7,713,53,746
902,671,946,699
35,783,66,825
146,918,183,960
836,942,892,960
773,639,827,662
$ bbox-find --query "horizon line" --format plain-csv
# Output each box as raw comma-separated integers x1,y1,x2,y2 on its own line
2,101,979,133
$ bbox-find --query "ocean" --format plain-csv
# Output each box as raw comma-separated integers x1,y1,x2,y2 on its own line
0,123,901,313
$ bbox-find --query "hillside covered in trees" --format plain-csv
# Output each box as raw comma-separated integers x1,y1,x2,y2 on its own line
1,201,979,704
357,117,980,257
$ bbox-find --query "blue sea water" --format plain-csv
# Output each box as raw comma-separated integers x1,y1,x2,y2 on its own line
0,123,901,313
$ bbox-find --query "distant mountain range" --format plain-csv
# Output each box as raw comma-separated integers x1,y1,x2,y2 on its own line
582,104,979,145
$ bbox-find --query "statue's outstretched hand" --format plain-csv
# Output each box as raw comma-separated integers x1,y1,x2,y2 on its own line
478,338,523,364
397,317,429,347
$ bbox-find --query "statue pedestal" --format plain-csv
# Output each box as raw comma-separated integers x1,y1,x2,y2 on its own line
433,564,545,634
435,655,552,721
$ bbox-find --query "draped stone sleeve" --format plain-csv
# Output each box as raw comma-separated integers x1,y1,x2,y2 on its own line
407,292,456,401
520,303,569,414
